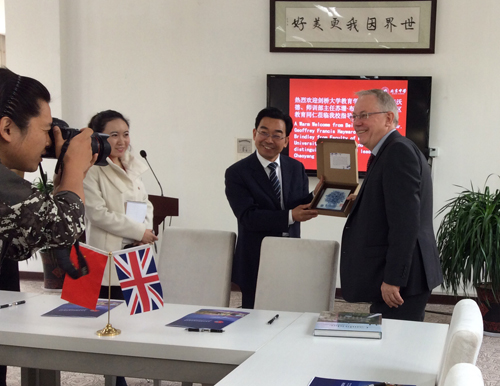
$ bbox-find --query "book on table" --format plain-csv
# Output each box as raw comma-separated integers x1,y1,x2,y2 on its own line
313,311,382,339
309,376,414,386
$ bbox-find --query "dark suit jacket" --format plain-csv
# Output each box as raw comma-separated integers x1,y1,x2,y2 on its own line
225,152,312,294
340,131,443,303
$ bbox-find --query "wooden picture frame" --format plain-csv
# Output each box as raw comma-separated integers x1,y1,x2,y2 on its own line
270,0,437,53
310,182,357,216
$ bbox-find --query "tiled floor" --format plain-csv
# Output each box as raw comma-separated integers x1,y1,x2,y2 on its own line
4,281,499,385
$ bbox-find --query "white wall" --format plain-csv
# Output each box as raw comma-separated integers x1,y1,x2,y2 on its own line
0,0,5,35
5,1,500,293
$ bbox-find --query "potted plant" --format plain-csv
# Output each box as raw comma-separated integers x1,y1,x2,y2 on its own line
436,175,500,336
32,176,66,290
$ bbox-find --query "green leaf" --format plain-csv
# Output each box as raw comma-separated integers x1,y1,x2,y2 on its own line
436,175,500,299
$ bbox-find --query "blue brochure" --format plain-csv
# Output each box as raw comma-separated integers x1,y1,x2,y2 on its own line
309,377,415,386
42,299,123,318
166,309,249,329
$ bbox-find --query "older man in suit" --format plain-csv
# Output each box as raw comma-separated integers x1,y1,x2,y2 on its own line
225,107,319,309
341,89,443,321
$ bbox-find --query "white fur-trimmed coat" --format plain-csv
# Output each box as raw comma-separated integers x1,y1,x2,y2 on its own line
83,150,153,286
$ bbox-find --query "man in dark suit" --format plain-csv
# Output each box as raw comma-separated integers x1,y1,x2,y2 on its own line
341,89,443,321
225,107,319,309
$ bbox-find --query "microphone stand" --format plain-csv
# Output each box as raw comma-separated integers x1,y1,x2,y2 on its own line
140,150,164,197
140,150,166,250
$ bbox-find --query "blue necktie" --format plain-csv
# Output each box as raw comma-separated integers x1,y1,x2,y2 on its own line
268,162,281,202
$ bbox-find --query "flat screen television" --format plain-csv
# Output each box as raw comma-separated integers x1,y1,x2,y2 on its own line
267,74,432,177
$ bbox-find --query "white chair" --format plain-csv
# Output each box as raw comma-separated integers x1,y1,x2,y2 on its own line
436,299,484,386
153,227,236,386
254,237,340,312
443,363,484,386
157,227,236,307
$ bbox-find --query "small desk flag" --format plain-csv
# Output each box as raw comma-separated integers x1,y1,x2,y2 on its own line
113,244,163,315
61,243,108,310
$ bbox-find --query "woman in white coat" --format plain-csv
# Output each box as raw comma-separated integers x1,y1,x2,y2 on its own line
83,110,158,300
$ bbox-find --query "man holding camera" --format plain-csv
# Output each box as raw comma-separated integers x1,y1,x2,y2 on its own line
0,67,96,262
0,67,96,385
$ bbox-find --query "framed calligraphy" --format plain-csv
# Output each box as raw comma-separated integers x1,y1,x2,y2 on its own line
270,0,437,53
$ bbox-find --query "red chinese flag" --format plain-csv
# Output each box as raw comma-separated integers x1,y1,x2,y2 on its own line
61,243,108,310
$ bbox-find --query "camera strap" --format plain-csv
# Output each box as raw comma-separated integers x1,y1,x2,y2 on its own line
51,241,89,279
54,139,71,175
72,240,90,277
37,165,89,279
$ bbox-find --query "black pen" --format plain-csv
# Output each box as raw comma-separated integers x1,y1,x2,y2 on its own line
0,300,26,309
186,328,224,333
267,314,279,324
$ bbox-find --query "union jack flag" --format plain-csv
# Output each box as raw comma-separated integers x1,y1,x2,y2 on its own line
113,245,163,315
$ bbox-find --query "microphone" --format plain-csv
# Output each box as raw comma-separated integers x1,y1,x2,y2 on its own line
140,150,164,197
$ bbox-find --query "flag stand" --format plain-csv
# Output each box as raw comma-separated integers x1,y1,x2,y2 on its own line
96,252,121,336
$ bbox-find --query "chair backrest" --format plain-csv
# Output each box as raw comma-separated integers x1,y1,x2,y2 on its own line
443,363,484,386
437,299,484,386
254,237,340,312
158,227,236,307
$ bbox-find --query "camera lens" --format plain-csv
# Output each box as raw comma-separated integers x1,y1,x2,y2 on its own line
91,133,111,166
44,118,111,166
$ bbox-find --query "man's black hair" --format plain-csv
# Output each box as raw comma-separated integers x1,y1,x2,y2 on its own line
254,107,293,137
0,67,51,132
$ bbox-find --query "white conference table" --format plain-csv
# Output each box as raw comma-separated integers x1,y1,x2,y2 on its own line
0,291,302,385
215,312,449,386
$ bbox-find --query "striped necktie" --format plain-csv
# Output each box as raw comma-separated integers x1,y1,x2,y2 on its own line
268,162,281,201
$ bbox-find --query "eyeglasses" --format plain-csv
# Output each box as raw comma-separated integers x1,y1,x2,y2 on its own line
256,129,286,141
348,111,389,122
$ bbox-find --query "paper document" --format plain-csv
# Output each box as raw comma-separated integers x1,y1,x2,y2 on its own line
330,152,351,170
125,201,147,223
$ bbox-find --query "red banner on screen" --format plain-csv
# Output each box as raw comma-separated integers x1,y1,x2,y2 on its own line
289,79,408,172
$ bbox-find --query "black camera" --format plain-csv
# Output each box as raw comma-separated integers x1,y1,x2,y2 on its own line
44,118,111,166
